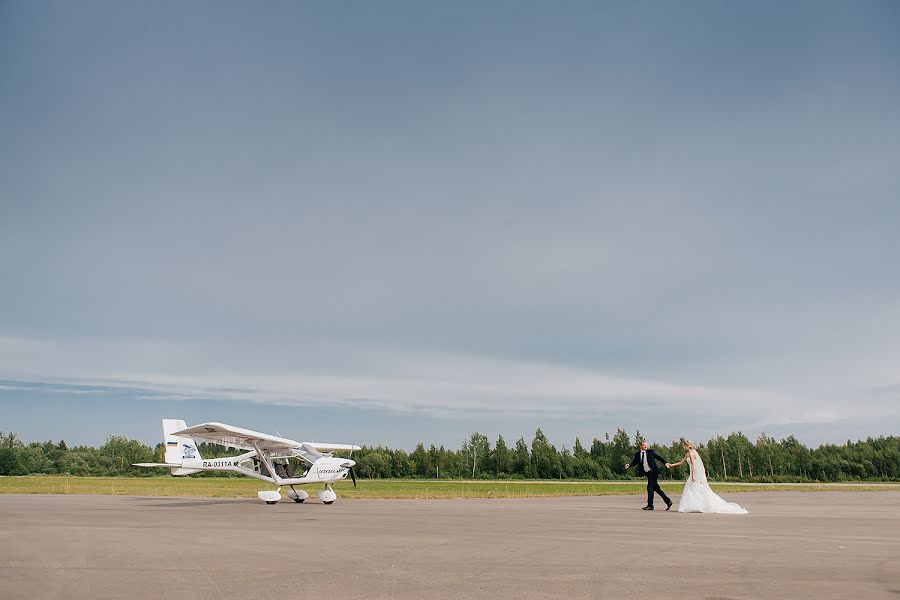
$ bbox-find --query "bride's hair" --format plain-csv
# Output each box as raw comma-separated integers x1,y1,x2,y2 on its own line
684,440,696,450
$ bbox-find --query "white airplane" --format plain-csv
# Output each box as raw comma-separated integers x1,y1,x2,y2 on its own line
134,419,360,505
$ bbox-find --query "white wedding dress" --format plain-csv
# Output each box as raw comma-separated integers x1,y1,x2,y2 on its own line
677,451,748,514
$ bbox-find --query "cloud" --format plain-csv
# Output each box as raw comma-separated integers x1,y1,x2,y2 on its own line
0,334,801,428
0,384,35,392
0,382,108,395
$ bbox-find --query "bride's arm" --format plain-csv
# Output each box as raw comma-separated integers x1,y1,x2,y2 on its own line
667,453,688,469
688,452,696,481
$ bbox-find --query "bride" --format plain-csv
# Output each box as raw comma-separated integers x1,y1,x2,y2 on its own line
666,440,748,514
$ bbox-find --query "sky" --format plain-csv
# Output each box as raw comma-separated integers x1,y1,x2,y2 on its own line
1,1,899,450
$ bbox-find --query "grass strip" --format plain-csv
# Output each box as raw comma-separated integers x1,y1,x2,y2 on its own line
1,476,897,499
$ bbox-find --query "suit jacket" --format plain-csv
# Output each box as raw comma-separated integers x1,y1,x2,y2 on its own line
630,449,667,476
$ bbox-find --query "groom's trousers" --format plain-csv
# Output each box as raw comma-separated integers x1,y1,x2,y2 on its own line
646,472,671,507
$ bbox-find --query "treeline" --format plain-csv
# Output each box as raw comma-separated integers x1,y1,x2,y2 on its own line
353,429,900,482
2,428,899,482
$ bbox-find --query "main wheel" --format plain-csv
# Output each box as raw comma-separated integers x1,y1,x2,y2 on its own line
293,498,305,503
266,501,278,505
323,501,334,505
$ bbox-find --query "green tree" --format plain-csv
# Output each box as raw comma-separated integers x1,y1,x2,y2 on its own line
410,443,428,478
530,428,560,478
461,433,491,478
610,428,632,476
0,431,23,475
511,436,530,477
492,435,510,476
100,436,154,476
590,434,611,476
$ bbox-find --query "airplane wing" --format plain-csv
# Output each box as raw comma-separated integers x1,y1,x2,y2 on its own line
172,422,302,451
304,442,362,452
293,442,360,465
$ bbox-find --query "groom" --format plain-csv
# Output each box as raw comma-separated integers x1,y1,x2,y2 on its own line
625,441,673,511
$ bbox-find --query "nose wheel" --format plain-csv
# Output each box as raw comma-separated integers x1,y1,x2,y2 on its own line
317,484,337,504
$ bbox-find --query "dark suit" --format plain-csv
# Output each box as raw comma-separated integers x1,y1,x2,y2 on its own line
629,449,671,508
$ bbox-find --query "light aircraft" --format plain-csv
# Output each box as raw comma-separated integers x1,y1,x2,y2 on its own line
134,419,360,505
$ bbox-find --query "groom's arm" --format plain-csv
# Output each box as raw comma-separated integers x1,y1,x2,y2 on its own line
651,451,667,465
625,452,638,471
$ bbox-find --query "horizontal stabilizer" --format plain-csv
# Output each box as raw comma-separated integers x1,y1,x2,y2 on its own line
133,463,182,468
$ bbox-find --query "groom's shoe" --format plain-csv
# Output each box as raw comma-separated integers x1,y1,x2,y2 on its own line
666,500,673,511
642,505,654,510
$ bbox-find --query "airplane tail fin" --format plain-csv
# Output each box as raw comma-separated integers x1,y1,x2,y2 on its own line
162,419,202,475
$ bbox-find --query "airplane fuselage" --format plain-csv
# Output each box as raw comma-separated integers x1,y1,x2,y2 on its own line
180,456,353,486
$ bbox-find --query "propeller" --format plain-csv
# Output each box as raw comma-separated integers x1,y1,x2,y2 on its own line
345,442,358,487
341,461,358,488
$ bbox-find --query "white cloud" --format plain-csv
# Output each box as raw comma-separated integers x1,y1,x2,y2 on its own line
0,384,35,392
0,334,804,427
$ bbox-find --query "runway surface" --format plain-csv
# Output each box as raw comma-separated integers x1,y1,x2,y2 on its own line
1,491,898,600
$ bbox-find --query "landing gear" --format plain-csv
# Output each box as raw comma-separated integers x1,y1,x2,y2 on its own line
258,489,282,505
287,486,309,503
317,483,337,504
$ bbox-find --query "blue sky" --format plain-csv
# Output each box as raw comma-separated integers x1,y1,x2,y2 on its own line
2,1,899,449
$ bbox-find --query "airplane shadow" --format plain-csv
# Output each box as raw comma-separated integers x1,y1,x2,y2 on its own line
125,497,337,509
126,497,258,508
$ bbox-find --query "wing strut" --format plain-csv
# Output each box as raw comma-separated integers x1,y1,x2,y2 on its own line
252,441,281,484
